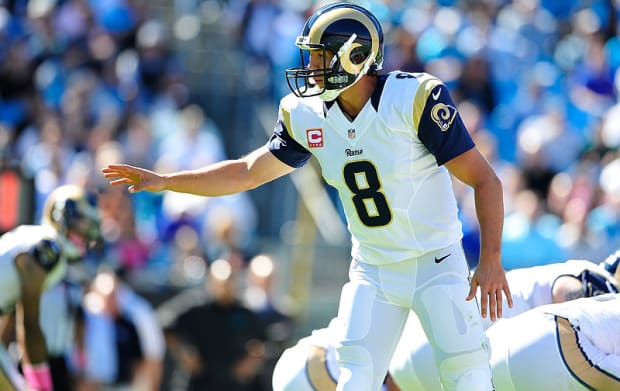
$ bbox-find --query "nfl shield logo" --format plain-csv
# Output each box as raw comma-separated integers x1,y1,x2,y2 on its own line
347,129,356,139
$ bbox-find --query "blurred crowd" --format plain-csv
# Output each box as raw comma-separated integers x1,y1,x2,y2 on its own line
1,0,620,389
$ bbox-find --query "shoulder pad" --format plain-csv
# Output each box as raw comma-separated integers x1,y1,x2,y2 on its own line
30,239,62,272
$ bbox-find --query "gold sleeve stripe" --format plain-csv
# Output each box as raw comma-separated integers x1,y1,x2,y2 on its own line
306,345,337,391
412,75,442,133
279,104,294,139
556,316,620,390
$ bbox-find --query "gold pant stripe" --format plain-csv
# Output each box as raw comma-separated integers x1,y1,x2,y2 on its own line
557,316,620,391
306,345,337,391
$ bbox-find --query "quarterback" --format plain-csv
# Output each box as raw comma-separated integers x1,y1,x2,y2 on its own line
102,2,511,390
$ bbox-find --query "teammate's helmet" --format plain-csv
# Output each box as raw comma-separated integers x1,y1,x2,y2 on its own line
42,184,101,261
285,2,384,101
600,249,620,283
579,269,618,297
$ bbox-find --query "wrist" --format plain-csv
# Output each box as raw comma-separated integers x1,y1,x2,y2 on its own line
22,363,53,391
161,173,171,191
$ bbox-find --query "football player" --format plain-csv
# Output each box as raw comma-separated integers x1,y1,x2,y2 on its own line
486,293,620,390
102,3,511,390
0,184,100,391
391,295,620,391
389,255,619,390
272,318,401,391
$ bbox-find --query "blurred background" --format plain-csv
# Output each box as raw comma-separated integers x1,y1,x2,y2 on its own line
0,0,619,389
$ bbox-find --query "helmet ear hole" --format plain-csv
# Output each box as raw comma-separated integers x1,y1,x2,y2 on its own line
350,47,368,65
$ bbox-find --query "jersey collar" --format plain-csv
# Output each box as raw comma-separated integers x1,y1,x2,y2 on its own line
322,73,387,115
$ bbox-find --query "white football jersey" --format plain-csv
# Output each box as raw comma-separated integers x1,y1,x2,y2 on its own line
269,71,475,265
480,259,618,329
487,294,620,391
0,225,64,313
547,293,620,355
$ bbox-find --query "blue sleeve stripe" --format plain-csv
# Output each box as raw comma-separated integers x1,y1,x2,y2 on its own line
267,119,311,168
417,84,475,165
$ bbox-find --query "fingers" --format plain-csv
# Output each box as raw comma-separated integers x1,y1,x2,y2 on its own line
109,178,135,186
480,286,510,322
489,291,497,322
496,290,503,319
466,281,477,301
101,164,139,175
104,164,137,171
479,292,488,319
504,286,513,308
101,167,136,179
101,165,143,190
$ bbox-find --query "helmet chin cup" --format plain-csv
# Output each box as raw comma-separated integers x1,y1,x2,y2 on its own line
318,88,342,101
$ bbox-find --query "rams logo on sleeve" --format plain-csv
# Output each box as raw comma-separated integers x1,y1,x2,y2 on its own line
431,103,457,132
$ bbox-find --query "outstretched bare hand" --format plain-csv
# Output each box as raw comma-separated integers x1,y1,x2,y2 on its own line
466,260,513,322
101,164,166,193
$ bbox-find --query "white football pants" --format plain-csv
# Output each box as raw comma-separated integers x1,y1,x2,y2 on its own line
334,241,492,391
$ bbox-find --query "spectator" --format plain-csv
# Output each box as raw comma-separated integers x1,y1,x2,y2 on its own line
243,254,295,389
161,258,267,391
76,269,165,391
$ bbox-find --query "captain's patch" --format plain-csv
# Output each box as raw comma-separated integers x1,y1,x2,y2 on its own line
306,128,324,148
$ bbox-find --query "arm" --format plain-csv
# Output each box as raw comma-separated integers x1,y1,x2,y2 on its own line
14,253,53,391
445,148,512,321
0,312,15,345
14,253,48,366
102,146,295,195
165,332,204,376
551,276,585,303
131,359,163,391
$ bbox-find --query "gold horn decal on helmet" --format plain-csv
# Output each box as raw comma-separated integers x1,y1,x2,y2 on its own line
431,103,458,132
340,42,363,74
307,8,380,63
